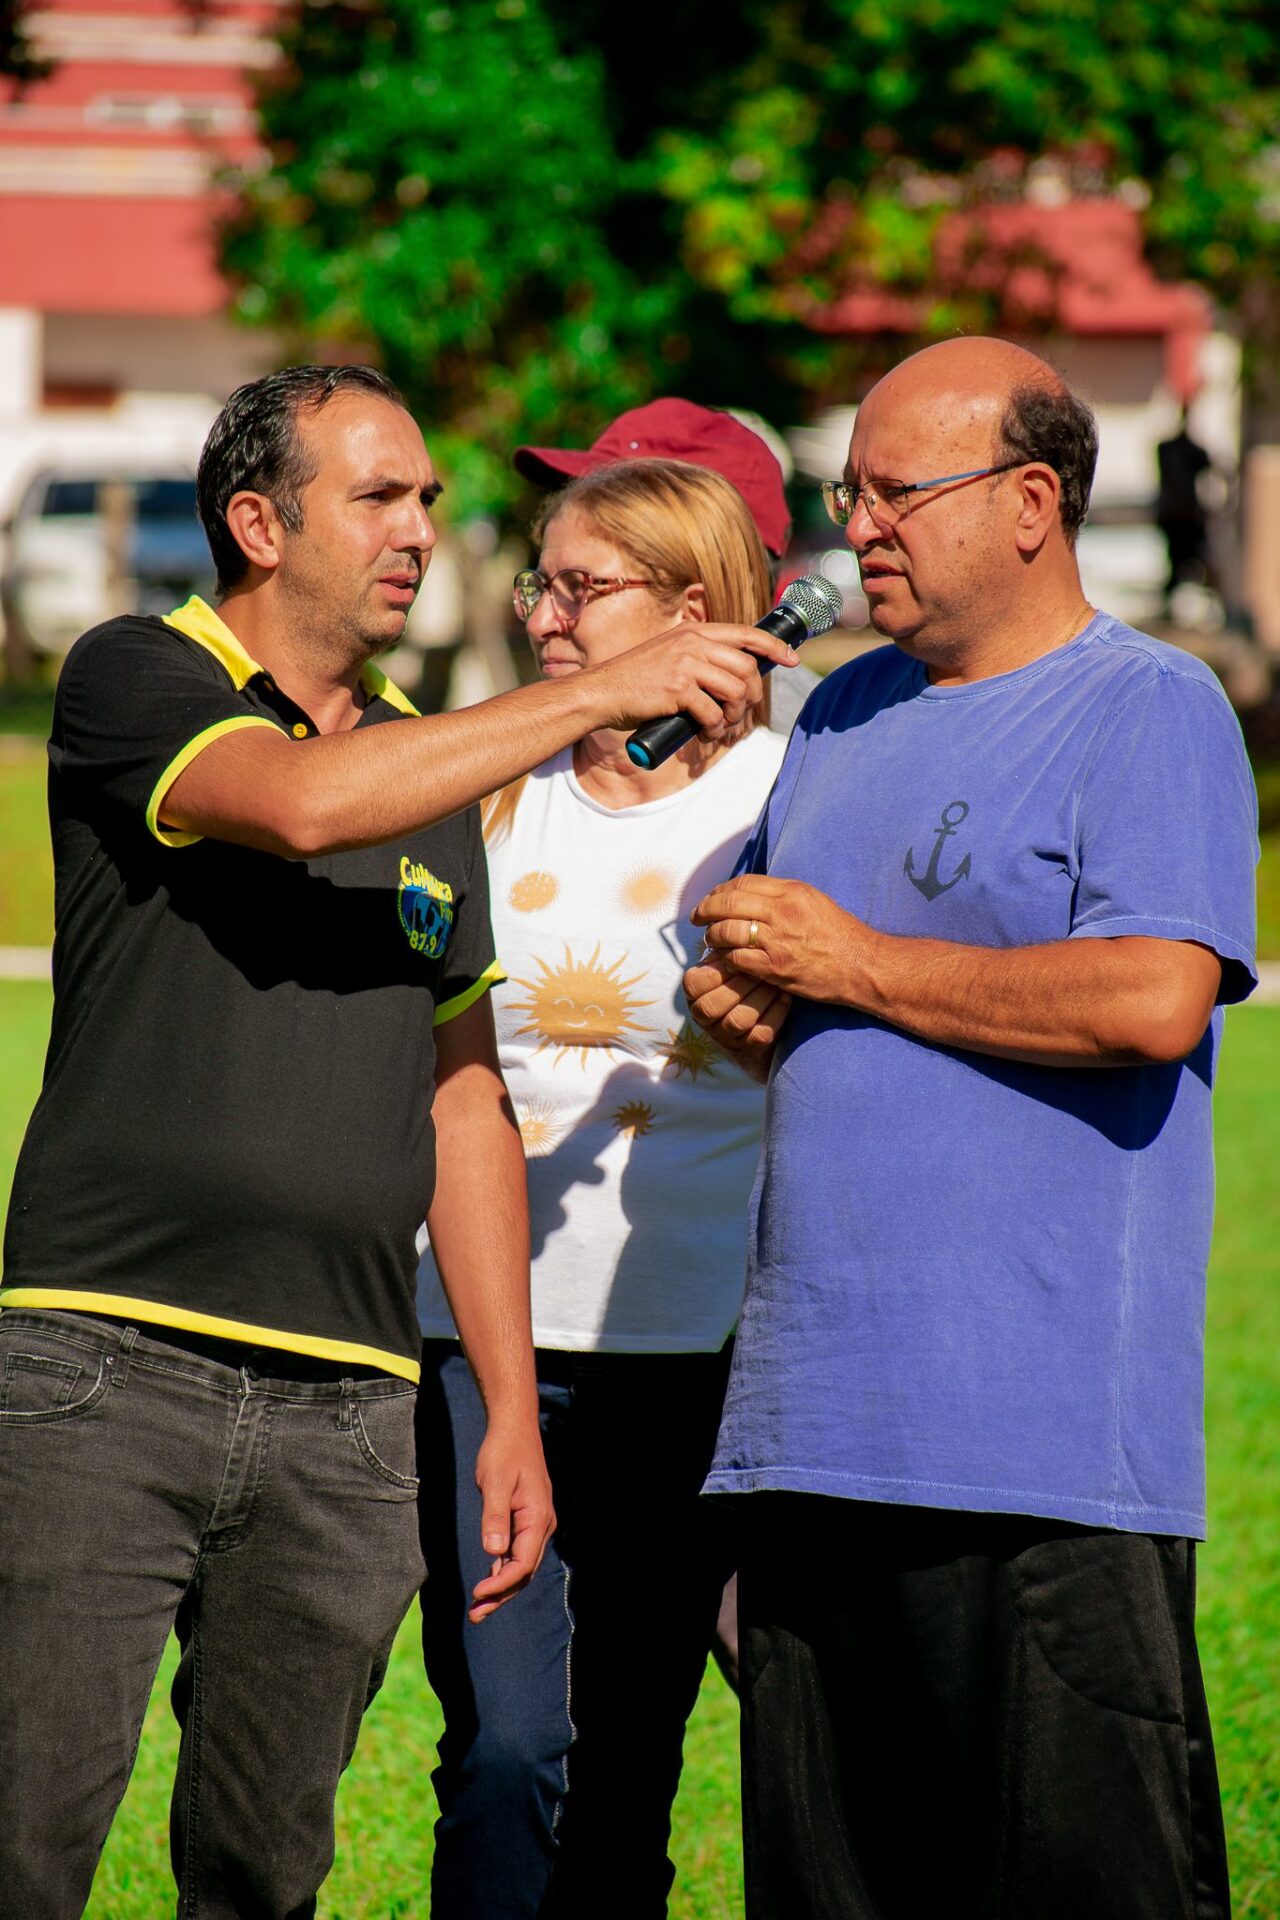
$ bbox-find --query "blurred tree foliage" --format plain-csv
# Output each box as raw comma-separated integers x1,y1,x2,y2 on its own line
222,0,1280,512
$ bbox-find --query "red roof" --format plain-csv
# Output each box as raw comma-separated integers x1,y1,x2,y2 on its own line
0,193,232,314
0,0,270,317
803,199,1210,397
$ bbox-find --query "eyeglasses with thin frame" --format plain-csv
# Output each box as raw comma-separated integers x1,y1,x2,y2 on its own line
512,566,654,624
820,461,1024,531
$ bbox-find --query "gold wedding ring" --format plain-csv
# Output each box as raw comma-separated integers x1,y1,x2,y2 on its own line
748,919,760,948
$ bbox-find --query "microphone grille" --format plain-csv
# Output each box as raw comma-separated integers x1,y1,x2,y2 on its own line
778,572,844,638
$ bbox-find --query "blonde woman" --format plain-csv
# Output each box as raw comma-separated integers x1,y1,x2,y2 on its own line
416,458,788,1919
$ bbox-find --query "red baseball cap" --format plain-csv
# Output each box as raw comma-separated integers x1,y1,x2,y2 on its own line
514,398,792,557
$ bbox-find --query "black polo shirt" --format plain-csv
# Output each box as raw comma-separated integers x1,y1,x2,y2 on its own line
1,596,502,1381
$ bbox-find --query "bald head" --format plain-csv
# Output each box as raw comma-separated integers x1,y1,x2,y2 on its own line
858,338,1097,543
874,336,1067,409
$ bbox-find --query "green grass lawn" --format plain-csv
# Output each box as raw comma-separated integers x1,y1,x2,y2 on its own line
0,743,54,948
1255,760,1280,962
1,983,1277,1916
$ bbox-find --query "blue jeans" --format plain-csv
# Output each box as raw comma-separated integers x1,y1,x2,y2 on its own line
417,1340,736,1920
0,1311,424,1919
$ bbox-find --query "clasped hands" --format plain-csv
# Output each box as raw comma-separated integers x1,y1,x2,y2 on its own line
683,875,873,1071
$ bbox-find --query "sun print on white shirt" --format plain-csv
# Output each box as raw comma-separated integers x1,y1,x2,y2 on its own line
516,1097,564,1157
619,865,677,918
508,870,559,913
507,943,657,1066
655,1020,721,1083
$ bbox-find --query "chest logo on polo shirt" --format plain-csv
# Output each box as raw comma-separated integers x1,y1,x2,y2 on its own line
904,800,972,902
398,857,454,956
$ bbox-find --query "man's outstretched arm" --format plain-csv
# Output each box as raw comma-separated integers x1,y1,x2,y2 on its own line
426,993,552,1622
160,619,795,858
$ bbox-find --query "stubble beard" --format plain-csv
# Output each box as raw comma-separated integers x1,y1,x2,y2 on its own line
279,560,408,667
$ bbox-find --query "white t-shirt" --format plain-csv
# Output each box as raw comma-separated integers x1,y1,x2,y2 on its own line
417,726,787,1353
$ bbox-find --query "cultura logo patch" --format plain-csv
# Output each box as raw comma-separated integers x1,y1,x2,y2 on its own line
398,857,454,956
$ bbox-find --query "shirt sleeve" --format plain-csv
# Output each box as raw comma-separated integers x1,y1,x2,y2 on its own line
49,617,279,848
1069,665,1259,1003
433,805,505,1026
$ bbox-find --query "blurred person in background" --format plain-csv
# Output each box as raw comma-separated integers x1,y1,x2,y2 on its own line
1156,410,1224,624
416,456,789,1920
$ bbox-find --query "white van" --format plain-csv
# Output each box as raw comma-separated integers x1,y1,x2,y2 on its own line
1,469,213,667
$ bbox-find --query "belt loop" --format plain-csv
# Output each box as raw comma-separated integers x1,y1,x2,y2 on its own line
337,1379,354,1430
113,1324,139,1389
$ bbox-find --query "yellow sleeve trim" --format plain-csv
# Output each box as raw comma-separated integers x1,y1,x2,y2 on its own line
433,958,507,1028
146,714,281,848
0,1289,420,1384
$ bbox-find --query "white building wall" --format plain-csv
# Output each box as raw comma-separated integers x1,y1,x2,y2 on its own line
0,312,279,517
0,308,42,418
43,311,274,405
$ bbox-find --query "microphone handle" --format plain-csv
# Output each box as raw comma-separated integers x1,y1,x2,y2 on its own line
626,603,808,771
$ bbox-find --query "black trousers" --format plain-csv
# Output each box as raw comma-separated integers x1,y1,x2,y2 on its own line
418,1341,737,1920
738,1495,1230,1920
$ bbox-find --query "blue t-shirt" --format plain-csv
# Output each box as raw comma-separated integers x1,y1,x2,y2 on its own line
705,615,1258,1538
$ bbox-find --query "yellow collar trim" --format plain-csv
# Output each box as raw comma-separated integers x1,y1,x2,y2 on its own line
363,661,420,716
164,595,262,691
165,595,420,715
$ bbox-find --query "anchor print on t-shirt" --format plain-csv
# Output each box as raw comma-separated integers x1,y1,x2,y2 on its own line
904,801,972,902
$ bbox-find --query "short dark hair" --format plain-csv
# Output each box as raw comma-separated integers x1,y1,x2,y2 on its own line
196,364,405,593
997,382,1098,545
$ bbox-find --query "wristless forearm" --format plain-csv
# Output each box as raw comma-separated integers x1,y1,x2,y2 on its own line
307,674,602,851
848,931,1163,1066
428,1118,539,1425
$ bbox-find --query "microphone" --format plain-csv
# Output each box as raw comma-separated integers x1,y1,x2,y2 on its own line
626,573,844,771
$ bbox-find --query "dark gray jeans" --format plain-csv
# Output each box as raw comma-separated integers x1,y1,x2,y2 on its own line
0,1310,425,1919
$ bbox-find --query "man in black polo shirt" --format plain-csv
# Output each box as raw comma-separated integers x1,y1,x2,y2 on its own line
0,365,792,1918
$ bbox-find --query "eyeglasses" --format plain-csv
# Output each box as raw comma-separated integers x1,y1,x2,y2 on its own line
821,462,1023,531
512,567,654,624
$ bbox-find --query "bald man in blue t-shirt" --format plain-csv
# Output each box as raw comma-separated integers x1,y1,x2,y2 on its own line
685,339,1258,1920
